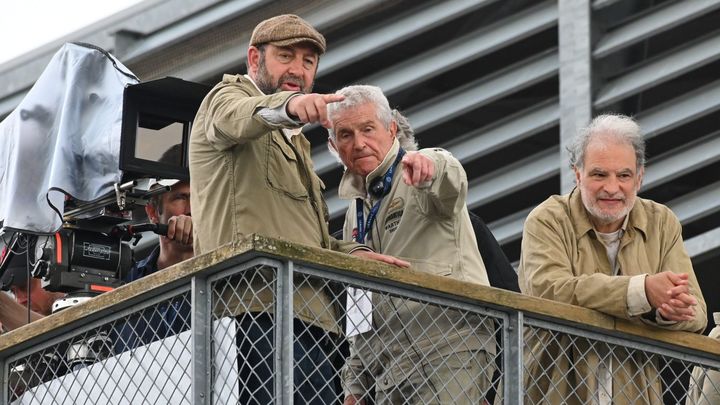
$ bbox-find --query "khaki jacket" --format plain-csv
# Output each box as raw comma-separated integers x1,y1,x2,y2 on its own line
687,313,720,405
339,141,493,395
189,74,358,333
519,188,707,404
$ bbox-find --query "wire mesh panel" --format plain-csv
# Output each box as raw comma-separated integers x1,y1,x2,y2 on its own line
687,362,720,405
210,263,277,404
3,253,719,404
294,269,503,405
523,320,720,405
208,260,502,404
6,289,192,404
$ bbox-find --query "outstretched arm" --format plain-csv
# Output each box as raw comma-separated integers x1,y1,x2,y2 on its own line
0,292,43,331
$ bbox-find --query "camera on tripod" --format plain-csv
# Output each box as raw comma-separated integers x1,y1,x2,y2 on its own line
39,77,206,299
0,43,209,302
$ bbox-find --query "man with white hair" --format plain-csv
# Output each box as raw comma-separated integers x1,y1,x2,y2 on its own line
327,85,495,404
519,114,707,404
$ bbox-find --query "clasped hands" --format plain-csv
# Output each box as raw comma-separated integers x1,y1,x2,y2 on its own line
645,271,698,322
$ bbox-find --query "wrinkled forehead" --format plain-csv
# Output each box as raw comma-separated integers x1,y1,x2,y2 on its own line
332,103,382,127
584,134,637,166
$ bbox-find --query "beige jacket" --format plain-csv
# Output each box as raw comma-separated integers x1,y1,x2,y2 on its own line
339,140,493,395
519,188,707,404
189,74,359,333
687,312,720,405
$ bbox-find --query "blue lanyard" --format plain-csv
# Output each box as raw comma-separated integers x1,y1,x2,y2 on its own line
354,148,405,243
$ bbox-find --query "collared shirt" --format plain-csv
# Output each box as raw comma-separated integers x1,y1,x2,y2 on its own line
124,246,160,282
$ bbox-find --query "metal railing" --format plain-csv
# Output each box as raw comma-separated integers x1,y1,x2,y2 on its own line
0,235,718,404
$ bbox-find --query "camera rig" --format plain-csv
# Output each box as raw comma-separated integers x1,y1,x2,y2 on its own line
0,76,209,305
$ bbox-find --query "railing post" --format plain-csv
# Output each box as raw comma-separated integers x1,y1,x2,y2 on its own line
191,275,211,404
275,260,294,405
504,311,524,405
0,359,6,405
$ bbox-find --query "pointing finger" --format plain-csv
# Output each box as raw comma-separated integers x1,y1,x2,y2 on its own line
323,94,345,104
402,164,412,185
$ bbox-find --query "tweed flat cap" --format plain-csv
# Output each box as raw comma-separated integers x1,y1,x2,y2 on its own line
250,14,326,54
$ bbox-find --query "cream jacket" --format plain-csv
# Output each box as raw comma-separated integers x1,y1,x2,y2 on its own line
519,188,707,404
339,140,493,396
189,74,360,333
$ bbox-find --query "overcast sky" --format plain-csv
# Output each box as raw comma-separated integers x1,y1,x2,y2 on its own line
0,0,144,65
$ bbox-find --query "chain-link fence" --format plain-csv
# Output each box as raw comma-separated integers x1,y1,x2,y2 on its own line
0,243,718,404
522,318,720,405
4,287,193,404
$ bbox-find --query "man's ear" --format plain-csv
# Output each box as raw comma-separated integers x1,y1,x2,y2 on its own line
327,138,338,154
573,166,581,186
145,204,159,224
637,167,644,192
247,46,261,76
390,120,397,139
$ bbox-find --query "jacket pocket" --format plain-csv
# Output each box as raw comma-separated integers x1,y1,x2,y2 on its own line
266,134,309,200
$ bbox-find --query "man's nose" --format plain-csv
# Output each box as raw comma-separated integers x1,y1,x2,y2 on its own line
287,57,304,76
603,176,620,194
352,133,366,149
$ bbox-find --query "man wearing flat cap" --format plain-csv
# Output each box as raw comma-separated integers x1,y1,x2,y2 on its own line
189,14,407,404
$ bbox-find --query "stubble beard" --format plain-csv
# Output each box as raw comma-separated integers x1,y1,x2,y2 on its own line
580,187,636,228
254,57,312,94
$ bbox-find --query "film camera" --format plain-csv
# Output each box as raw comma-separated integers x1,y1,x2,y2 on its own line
0,76,209,304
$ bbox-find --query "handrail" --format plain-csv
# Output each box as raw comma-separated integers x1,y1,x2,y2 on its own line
1,234,716,357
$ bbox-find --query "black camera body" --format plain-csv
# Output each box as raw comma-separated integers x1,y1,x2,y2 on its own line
49,77,207,296
37,229,130,294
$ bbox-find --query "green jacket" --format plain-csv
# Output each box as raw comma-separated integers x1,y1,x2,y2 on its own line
519,188,707,404
339,140,493,395
189,74,358,333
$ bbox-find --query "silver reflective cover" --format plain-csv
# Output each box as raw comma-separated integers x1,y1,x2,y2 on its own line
0,43,138,234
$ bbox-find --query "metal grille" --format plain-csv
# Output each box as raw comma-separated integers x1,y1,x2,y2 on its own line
523,319,720,405
335,285,501,403
1,254,718,403
211,263,277,404
207,261,502,404
6,290,192,404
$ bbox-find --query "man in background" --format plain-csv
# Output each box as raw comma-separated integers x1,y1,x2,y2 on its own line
125,144,193,282
116,144,194,351
519,114,707,404
327,85,496,404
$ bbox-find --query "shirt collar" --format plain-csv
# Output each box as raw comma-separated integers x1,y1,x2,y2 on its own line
569,187,647,241
338,138,400,200
126,245,160,282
